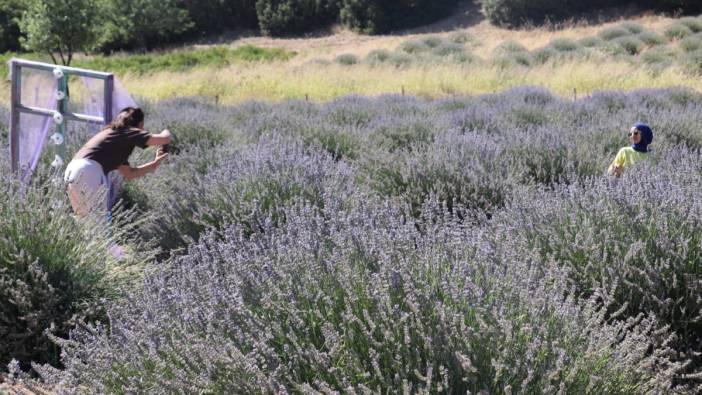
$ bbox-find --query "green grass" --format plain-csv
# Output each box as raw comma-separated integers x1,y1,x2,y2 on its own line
0,45,295,78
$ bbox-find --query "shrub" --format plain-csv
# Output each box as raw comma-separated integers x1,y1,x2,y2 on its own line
388,52,413,67
335,53,359,65
531,46,556,64
256,0,339,36
677,16,702,33
448,31,473,44
480,0,585,27
421,35,444,48
494,155,702,374
548,37,580,52
339,0,461,34
640,47,674,68
664,23,693,41
493,51,532,68
614,35,645,55
679,34,702,52
0,0,24,52
492,40,528,55
453,52,478,64
9,88,702,392
365,48,392,65
0,165,146,371
578,36,605,48
636,31,667,46
431,42,465,57
617,21,645,34
682,48,702,75
399,39,429,54
180,0,258,35
33,187,688,393
598,26,631,41
94,0,192,51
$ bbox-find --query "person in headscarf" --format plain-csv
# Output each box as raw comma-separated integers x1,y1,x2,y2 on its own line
608,122,653,177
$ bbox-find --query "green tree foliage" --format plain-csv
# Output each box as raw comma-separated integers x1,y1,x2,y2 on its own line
0,0,25,53
339,0,461,34
480,0,702,28
255,0,340,36
181,0,259,36
95,0,192,52
19,0,100,65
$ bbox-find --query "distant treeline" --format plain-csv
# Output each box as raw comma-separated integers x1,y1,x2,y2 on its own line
480,0,702,27
2,0,701,55
0,0,462,53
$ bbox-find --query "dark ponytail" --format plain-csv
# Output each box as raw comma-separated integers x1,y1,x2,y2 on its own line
106,107,144,131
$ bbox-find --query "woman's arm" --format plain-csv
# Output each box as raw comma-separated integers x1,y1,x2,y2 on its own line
145,129,172,146
117,151,168,180
607,148,625,177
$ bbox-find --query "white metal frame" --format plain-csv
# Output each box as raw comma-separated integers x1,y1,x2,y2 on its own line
9,58,114,174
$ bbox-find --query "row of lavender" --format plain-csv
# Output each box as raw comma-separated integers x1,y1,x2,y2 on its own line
3,87,702,392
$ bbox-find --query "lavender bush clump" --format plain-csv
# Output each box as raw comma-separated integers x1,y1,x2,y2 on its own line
35,194,688,393
0,162,148,370
4,87,702,392
493,151,702,374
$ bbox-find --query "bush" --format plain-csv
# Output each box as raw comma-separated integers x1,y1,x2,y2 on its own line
0,0,24,52
34,192,687,393
431,42,465,57
531,46,556,64
677,16,702,33
493,40,528,55
421,35,444,48
636,31,667,46
365,48,392,65
340,0,461,34
683,48,702,74
548,37,579,52
448,31,473,44
181,0,258,36
388,52,413,67
598,26,631,41
679,34,702,52
495,156,702,374
480,1,702,28
399,39,430,54
11,88,702,392
664,23,694,41
0,165,146,371
640,47,674,68
479,0,593,27
95,0,192,51
614,35,645,55
256,0,339,36
335,53,359,65
578,36,605,48
618,21,645,34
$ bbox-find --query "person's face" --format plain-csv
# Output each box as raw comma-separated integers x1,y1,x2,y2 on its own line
628,127,641,144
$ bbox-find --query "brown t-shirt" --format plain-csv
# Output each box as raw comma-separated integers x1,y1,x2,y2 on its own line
73,127,151,174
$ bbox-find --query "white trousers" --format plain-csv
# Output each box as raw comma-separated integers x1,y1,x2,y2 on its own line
64,158,108,217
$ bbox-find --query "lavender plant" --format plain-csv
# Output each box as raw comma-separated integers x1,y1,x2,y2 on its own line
4,86,702,392
32,194,690,393
0,162,148,371
492,150,702,376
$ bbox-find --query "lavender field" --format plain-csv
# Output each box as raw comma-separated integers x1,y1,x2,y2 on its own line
2,86,702,393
